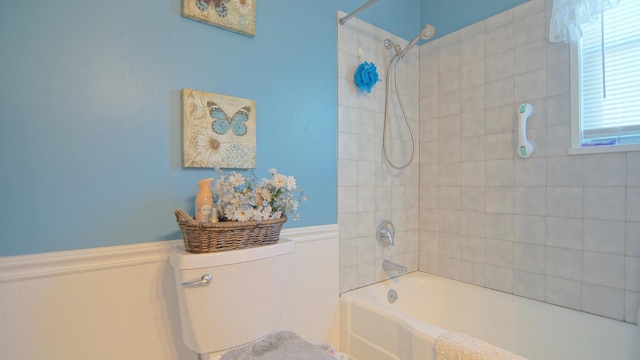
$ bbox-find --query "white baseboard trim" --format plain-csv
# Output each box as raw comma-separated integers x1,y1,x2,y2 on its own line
0,224,338,283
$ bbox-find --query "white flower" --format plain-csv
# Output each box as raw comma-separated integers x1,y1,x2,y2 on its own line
211,168,305,222
231,0,253,15
195,128,229,164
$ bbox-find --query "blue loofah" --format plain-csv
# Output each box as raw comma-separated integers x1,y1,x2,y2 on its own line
354,61,380,93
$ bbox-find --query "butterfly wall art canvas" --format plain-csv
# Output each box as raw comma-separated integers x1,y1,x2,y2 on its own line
182,0,256,37
182,89,256,169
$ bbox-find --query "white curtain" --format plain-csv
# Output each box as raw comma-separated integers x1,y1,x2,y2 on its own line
549,0,620,43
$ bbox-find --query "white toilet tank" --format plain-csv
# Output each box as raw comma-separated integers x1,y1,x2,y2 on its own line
170,239,295,355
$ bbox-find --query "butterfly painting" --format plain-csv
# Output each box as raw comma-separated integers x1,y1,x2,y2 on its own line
182,0,256,37
182,89,256,169
195,0,228,17
208,101,249,137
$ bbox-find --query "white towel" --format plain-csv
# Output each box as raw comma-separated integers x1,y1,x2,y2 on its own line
434,332,528,360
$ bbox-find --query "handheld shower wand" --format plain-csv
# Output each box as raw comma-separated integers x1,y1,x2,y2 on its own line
398,24,436,58
382,24,436,169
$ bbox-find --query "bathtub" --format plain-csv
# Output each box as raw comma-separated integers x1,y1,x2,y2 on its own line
340,272,639,360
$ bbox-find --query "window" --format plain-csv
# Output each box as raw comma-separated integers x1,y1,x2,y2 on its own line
570,0,640,154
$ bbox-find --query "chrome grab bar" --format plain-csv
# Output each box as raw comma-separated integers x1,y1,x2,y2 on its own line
181,274,212,288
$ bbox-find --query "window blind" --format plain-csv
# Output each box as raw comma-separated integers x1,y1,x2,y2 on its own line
579,0,640,146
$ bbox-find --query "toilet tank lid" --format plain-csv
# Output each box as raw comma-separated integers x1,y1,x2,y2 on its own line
170,238,295,269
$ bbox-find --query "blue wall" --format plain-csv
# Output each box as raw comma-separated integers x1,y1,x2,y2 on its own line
0,0,524,256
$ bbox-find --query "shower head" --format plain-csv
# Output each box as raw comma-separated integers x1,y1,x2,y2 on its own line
398,24,436,59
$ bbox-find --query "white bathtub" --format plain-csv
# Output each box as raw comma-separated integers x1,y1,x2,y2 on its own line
340,272,639,360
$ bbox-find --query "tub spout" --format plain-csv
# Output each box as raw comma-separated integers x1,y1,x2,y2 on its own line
382,259,407,275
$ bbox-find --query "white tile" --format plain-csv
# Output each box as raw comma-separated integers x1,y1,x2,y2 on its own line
583,153,626,186
624,290,640,324
514,157,546,186
546,217,582,249
439,209,461,235
461,186,486,212
339,105,359,133
438,90,461,117
514,270,546,301
583,187,626,221
459,260,486,286
486,9,514,31
583,283,625,321
546,94,571,127
627,187,640,222
438,115,461,140
514,41,545,74
486,239,514,267
514,215,546,244
461,136,486,162
460,161,485,186
513,11,546,47
485,265,514,293
485,186,514,214
338,160,358,187
485,105,514,134
461,34,486,64
546,186,582,218
627,152,640,186
439,139,461,163
460,110,485,137
439,163,460,186
583,219,626,255
357,186,375,212
514,69,546,103
546,276,582,310
338,132,359,160
439,255,461,280
439,186,461,210
486,213,514,241
460,211,485,237
486,160,514,186
546,62,570,97
547,246,582,280
485,132,514,160
626,257,640,292
546,39,570,67
545,125,570,156
546,155,583,186
357,161,376,186
439,232,461,258
583,252,624,288
514,186,546,216
337,186,358,214
460,235,486,262
460,85,486,113
515,243,546,273
462,57,486,91
486,50,514,82
486,78,514,108
627,222,640,257
485,23,514,56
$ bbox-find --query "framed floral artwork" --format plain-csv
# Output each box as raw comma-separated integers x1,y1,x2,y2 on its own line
182,89,256,169
182,0,256,37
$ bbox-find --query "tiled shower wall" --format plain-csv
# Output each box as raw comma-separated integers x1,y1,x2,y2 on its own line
418,0,640,323
337,14,421,293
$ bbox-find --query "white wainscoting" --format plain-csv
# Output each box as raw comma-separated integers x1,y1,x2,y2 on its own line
0,224,339,360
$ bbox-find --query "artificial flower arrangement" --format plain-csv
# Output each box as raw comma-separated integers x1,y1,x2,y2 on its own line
212,168,306,222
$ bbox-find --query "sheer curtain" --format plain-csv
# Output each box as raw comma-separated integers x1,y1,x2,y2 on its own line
549,0,620,43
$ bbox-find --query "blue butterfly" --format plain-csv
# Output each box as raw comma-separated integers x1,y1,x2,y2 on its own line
195,0,228,17
207,101,249,137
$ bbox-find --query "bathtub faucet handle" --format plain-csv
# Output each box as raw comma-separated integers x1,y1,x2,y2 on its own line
376,220,395,247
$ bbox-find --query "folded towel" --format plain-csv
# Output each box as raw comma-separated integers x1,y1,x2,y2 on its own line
220,331,337,360
435,332,528,360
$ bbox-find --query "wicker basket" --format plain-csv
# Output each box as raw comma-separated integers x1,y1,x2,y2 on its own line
174,209,286,253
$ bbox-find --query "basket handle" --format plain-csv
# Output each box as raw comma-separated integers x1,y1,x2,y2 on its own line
175,208,197,226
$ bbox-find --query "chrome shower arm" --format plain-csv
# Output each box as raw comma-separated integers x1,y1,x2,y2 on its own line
339,0,380,25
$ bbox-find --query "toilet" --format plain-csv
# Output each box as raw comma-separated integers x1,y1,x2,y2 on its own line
170,239,295,359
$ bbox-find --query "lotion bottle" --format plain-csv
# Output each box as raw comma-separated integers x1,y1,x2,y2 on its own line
195,178,214,222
